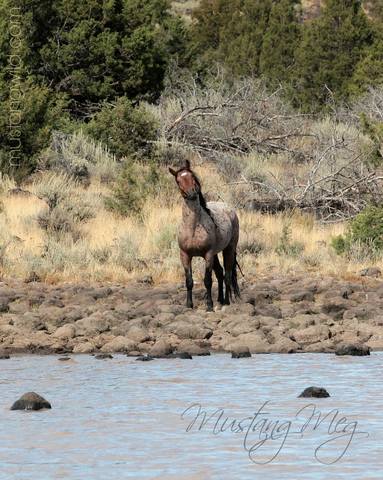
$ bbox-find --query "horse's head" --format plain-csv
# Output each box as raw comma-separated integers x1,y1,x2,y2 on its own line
169,160,201,201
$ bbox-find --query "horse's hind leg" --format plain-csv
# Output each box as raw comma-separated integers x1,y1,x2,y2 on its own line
180,250,193,309
213,255,224,305
204,253,214,312
223,246,236,305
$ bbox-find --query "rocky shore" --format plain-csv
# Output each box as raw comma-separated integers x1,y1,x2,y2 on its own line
1,274,383,356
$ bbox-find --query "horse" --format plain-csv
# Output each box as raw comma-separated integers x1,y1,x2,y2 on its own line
169,160,240,311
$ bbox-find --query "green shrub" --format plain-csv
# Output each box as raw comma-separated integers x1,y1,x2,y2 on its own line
33,173,96,241
348,206,383,250
275,224,304,257
105,160,170,216
331,206,383,258
86,98,158,159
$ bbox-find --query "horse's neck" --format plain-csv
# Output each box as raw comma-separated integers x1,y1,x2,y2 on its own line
182,198,203,234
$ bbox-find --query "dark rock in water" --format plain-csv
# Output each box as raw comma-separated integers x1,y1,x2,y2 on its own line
11,392,51,411
136,355,154,361
95,353,113,359
195,351,211,356
149,352,193,359
232,351,252,358
58,356,71,361
0,354,10,359
335,344,370,356
299,387,330,398
166,352,193,359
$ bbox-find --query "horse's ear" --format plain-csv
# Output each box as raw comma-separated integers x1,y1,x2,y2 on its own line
169,167,177,177
185,160,191,170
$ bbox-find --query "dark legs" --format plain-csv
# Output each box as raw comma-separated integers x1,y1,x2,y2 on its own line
180,250,193,309
223,247,236,305
213,255,224,305
204,253,214,312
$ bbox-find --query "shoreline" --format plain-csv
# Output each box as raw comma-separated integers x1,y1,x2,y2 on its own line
1,274,383,356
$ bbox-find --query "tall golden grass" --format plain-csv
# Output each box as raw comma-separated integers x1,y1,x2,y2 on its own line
0,163,379,284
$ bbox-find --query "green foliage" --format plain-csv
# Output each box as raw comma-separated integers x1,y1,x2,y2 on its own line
36,0,186,109
191,0,272,76
350,33,383,96
0,81,72,180
291,0,375,111
34,173,95,241
86,97,158,159
259,0,301,86
332,206,383,257
105,160,169,216
331,235,347,255
275,224,304,257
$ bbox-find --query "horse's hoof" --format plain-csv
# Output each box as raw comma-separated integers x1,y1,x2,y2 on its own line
206,305,214,312
186,304,193,309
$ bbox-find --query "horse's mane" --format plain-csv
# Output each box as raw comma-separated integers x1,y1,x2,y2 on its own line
191,171,217,228
179,167,217,227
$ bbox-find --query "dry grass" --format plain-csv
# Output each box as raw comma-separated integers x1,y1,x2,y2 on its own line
0,162,381,285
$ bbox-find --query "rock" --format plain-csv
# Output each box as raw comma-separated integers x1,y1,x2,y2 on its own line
292,325,330,346
229,344,251,358
0,354,10,359
270,336,300,353
289,291,315,303
232,350,252,358
225,333,270,353
95,353,113,359
126,326,150,343
58,356,71,361
298,387,330,398
172,321,212,340
53,324,76,339
136,355,155,361
75,313,110,336
149,338,174,357
100,336,136,353
176,340,211,356
360,267,381,278
72,342,95,354
11,392,51,411
254,304,282,319
335,343,370,356
321,300,348,319
165,352,193,359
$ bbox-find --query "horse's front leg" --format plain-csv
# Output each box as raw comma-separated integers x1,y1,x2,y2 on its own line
180,250,193,309
204,253,214,312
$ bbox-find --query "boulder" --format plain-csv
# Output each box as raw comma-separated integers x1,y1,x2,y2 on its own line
53,324,76,339
11,392,51,410
335,343,370,356
100,336,136,353
95,353,113,359
72,342,95,354
149,337,174,357
298,387,330,398
135,355,155,361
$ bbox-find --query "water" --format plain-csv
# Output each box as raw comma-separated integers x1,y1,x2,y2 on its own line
0,353,381,479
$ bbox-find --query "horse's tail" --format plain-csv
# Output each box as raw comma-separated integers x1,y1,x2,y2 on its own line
232,252,242,299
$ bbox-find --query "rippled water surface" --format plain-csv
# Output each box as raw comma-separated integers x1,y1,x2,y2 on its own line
0,353,381,479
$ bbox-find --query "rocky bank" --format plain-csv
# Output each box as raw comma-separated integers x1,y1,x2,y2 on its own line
1,274,383,356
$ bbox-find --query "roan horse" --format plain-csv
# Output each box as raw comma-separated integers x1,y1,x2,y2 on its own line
169,160,240,311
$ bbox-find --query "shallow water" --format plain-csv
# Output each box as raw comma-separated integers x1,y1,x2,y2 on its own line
0,353,381,480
